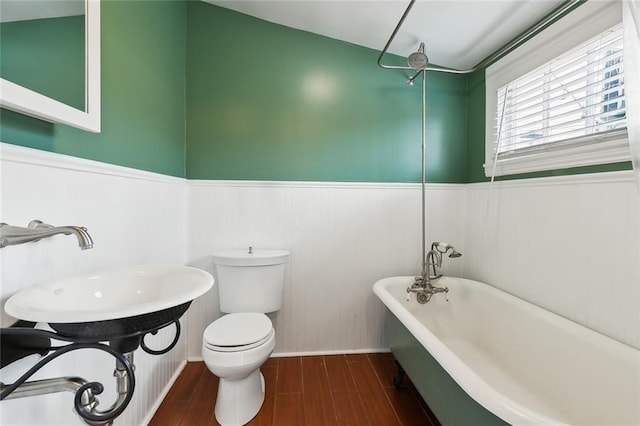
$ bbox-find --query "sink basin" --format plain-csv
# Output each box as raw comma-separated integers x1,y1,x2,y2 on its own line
4,265,214,342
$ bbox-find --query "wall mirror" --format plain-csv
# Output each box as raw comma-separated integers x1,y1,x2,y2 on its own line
0,0,100,133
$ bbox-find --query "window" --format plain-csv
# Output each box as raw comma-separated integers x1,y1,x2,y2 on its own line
485,2,630,177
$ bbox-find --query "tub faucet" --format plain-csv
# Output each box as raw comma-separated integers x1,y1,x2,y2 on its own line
0,220,94,250
426,242,461,280
407,242,462,304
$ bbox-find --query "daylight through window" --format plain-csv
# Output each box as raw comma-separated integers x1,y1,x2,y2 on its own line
485,18,630,177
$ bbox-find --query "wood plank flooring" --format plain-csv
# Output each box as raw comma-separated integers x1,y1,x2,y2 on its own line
149,353,440,426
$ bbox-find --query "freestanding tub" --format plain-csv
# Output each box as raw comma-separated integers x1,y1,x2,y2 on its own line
373,276,640,425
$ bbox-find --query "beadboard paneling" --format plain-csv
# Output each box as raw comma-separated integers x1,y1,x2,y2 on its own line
0,144,188,425
186,180,467,358
4,143,637,425
463,172,640,349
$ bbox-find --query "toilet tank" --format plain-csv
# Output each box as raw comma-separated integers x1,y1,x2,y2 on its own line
212,249,290,313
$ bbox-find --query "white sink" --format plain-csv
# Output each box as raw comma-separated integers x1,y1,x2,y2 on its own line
4,265,214,341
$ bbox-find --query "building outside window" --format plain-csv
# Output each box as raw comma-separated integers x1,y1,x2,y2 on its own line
484,2,630,177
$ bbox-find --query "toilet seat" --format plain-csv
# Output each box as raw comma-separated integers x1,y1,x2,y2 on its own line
204,312,273,352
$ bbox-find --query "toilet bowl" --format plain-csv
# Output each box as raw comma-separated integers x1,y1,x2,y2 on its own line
203,313,275,425
203,249,289,426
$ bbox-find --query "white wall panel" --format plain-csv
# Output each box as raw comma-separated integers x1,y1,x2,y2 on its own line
0,144,188,425
463,172,640,349
186,181,466,357
8,143,636,423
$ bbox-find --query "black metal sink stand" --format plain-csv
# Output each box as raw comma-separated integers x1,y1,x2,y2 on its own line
0,320,181,425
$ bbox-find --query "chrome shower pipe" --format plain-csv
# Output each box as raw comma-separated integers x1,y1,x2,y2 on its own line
378,0,586,280
420,69,427,279
376,0,418,71
377,0,587,76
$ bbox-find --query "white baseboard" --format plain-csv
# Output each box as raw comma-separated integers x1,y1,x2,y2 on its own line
272,348,391,357
187,348,390,363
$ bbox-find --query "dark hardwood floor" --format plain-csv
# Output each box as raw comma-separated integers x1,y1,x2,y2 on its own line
149,353,440,426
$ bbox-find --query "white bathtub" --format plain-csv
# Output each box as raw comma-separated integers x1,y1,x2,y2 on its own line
374,276,640,425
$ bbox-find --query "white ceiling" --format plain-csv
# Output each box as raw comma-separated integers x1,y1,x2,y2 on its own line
205,0,567,70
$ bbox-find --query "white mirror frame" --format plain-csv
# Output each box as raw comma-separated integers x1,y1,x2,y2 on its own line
0,0,100,133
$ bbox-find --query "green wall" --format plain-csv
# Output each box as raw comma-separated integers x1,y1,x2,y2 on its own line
0,0,187,177
1,15,85,110
1,1,469,184
466,70,486,183
5,1,624,184
186,2,468,183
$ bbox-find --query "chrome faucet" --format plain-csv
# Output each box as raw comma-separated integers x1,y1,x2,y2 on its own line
426,242,462,280
407,242,461,304
0,220,93,250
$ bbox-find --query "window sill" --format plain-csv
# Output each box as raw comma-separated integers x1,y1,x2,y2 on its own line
484,137,631,177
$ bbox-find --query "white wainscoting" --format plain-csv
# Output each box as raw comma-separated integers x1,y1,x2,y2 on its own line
186,180,467,358
464,172,640,349
0,143,188,425
3,142,638,424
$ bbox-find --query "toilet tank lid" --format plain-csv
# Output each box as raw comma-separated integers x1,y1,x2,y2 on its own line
212,249,290,266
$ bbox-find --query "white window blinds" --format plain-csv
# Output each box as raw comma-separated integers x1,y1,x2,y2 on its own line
495,24,626,160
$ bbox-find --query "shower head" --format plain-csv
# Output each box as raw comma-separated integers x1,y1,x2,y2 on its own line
448,249,462,258
407,42,428,70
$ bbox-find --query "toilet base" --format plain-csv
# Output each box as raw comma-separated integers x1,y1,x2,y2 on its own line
214,369,266,426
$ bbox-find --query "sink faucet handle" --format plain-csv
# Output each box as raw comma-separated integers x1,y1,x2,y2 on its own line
28,220,52,229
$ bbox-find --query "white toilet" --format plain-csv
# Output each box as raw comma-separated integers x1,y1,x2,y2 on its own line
202,249,289,426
